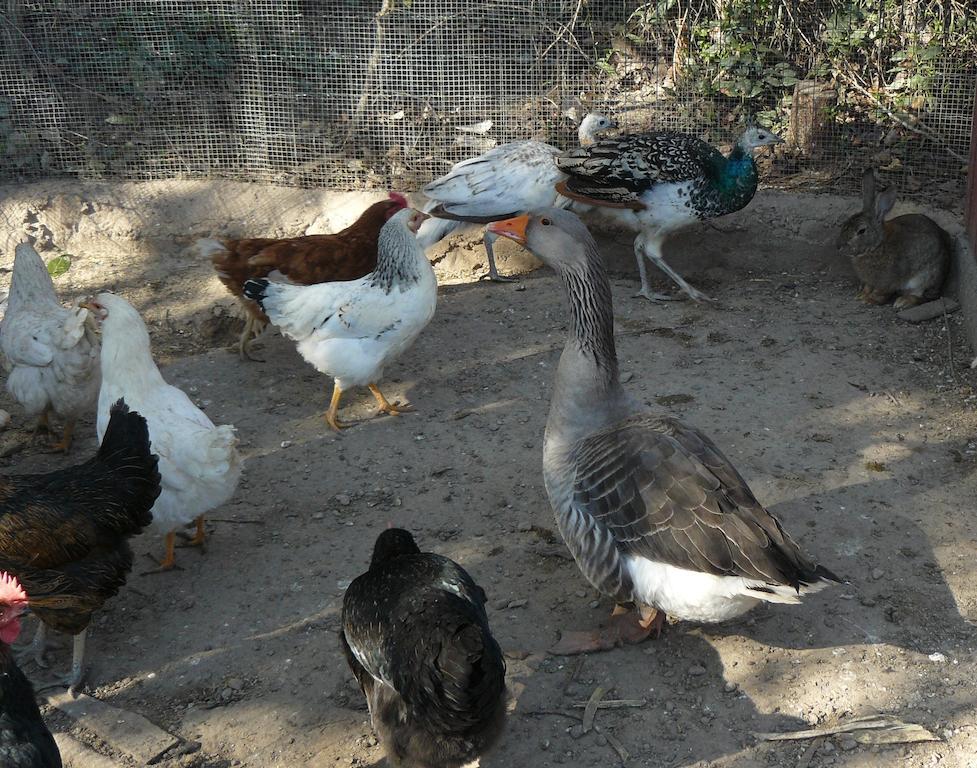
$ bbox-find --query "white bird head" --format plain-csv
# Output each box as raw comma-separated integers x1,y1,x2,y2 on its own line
578,113,618,147
738,125,784,152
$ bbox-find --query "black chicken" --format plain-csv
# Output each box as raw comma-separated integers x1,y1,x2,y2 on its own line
0,571,62,768
0,399,161,691
341,528,507,768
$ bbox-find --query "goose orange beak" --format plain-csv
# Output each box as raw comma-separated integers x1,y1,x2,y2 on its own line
487,214,529,246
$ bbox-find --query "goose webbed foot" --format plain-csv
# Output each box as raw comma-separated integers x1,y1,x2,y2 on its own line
549,606,666,655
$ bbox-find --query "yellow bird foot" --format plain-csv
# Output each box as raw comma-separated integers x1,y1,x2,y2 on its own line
369,383,415,417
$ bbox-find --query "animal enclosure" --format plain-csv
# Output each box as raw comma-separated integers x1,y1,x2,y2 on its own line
0,0,974,198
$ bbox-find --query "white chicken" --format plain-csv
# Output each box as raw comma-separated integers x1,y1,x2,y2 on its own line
0,242,99,452
242,208,436,432
416,113,617,281
88,293,242,571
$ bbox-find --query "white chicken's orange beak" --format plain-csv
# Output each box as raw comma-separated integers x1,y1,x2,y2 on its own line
80,299,106,320
487,214,529,246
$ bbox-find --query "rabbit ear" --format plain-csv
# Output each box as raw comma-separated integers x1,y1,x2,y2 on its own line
861,168,876,212
875,187,897,221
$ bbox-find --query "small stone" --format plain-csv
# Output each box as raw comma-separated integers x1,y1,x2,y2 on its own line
595,733,608,746
871,568,885,581
335,494,351,506
723,681,737,692
688,664,707,676
280,440,292,449
568,724,585,739
839,736,858,751
507,598,527,609
859,595,877,607
540,739,550,751
819,741,836,755
517,521,532,532
227,677,244,691
220,688,233,701
312,512,325,520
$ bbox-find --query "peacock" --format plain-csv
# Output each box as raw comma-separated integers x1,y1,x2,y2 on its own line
555,124,783,302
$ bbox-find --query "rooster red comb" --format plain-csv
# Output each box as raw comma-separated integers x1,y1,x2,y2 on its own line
0,572,27,605
388,192,409,210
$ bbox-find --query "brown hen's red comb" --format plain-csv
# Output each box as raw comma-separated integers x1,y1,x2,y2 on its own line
388,192,409,210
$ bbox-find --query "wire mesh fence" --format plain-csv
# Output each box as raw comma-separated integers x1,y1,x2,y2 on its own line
0,1,974,199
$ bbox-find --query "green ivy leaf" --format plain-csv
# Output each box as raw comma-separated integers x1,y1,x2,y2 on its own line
47,255,72,278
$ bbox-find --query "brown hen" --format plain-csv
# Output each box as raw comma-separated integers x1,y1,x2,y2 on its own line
200,192,409,360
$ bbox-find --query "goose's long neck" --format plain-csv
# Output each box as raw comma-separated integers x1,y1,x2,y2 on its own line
546,253,631,450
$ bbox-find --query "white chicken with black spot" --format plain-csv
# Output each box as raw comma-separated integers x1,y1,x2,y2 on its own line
243,208,437,432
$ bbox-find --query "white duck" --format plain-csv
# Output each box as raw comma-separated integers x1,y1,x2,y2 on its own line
89,293,242,571
416,113,616,281
243,208,436,432
0,242,99,452
488,209,839,654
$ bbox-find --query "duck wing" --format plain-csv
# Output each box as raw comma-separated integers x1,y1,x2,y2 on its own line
569,414,838,590
423,140,563,220
555,132,719,207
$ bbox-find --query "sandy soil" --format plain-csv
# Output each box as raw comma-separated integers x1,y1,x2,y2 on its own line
1,180,976,768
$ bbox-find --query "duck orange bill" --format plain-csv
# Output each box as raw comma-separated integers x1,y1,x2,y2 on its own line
487,214,530,245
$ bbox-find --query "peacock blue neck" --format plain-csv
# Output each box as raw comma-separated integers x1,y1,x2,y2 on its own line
708,143,758,213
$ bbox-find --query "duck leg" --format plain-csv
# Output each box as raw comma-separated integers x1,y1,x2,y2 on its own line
369,383,414,417
325,384,347,432
480,230,517,282
549,604,666,655
635,230,714,303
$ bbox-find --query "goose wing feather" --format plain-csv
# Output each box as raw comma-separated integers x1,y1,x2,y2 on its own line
570,415,833,587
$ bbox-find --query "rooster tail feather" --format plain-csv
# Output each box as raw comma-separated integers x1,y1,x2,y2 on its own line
242,278,270,309
94,398,161,531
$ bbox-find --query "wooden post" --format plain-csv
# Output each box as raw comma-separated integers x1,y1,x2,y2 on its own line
788,80,837,159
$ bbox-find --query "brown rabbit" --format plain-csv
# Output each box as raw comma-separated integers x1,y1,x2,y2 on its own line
836,169,951,308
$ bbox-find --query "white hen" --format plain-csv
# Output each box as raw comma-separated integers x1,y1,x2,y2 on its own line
90,293,242,571
416,113,616,281
242,208,436,432
0,242,99,452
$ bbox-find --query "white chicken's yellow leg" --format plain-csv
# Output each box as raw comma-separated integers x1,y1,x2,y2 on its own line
48,419,75,453
158,532,178,570
369,383,414,417
325,385,346,432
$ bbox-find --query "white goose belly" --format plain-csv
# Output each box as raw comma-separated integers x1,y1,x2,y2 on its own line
625,556,763,623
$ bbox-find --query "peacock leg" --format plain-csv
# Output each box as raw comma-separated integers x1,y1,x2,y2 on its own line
479,230,517,282
640,232,715,303
633,232,679,302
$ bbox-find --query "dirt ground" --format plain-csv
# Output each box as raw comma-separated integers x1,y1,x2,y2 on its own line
1,180,977,768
